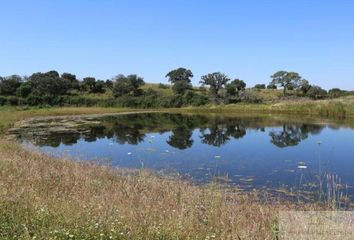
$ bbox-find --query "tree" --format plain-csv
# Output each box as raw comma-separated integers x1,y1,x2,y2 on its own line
270,71,302,96
105,80,114,90
61,72,80,90
227,79,246,96
28,71,70,96
0,75,22,95
82,77,96,92
165,68,193,94
306,86,327,100
112,74,145,97
328,88,344,98
267,83,277,89
23,71,71,105
254,84,266,90
92,80,106,93
298,79,311,95
200,72,230,104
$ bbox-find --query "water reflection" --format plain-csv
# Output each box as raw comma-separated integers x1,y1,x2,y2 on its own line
12,113,354,202
269,124,324,148
18,113,328,149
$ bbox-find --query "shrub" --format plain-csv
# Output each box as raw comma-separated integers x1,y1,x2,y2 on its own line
6,96,19,106
306,86,327,100
0,96,6,106
254,84,266,90
158,83,169,89
239,90,263,103
267,84,277,89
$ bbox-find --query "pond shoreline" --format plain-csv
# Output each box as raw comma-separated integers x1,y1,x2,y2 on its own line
1,106,353,239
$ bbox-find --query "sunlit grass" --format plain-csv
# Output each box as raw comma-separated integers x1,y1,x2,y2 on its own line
0,138,327,239
1,102,353,239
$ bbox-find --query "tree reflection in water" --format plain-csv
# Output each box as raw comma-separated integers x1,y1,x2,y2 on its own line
269,124,324,148
21,113,326,149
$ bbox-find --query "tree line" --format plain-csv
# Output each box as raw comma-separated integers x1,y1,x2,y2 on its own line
0,68,350,107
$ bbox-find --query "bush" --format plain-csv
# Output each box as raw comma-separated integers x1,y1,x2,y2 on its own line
254,84,266,90
328,88,345,98
0,96,6,106
306,86,327,100
239,90,263,103
6,96,19,106
267,84,277,89
158,83,169,89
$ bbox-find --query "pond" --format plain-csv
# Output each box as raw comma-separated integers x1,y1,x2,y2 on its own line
9,112,354,202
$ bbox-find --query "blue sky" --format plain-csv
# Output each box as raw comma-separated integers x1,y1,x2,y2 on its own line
1,0,354,89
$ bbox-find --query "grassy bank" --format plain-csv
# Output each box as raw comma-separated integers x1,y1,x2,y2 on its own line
180,97,354,119
0,101,350,239
1,96,354,134
0,138,325,240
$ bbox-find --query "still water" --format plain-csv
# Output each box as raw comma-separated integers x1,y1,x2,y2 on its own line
13,113,354,201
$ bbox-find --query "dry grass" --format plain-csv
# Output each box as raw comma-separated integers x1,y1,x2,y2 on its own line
0,139,301,239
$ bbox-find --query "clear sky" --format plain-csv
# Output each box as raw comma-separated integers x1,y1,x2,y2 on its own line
1,0,354,89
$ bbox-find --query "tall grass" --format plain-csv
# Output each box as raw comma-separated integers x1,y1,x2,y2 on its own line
0,139,321,239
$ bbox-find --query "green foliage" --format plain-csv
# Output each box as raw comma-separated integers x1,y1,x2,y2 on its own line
165,68,193,84
0,75,22,96
254,84,266,90
239,90,263,103
171,80,192,95
62,72,80,90
267,83,277,89
270,71,302,96
81,77,107,93
17,81,32,98
328,88,346,98
158,83,169,89
166,68,193,94
112,74,145,97
306,85,328,100
298,79,311,95
105,80,113,90
200,72,230,104
29,71,71,96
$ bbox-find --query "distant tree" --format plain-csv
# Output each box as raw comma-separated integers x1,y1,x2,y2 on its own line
328,88,344,98
105,80,114,90
112,74,145,97
17,81,32,98
200,72,230,104
254,84,266,90
82,77,96,92
306,86,327,100
226,79,246,96
92,80,106,93
165,68,193,94
22,70,71,105
298,79,311,95
61,72,80,90
267,83,277,89
0,75,22,95
28,71,70,96
270,71,302,96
